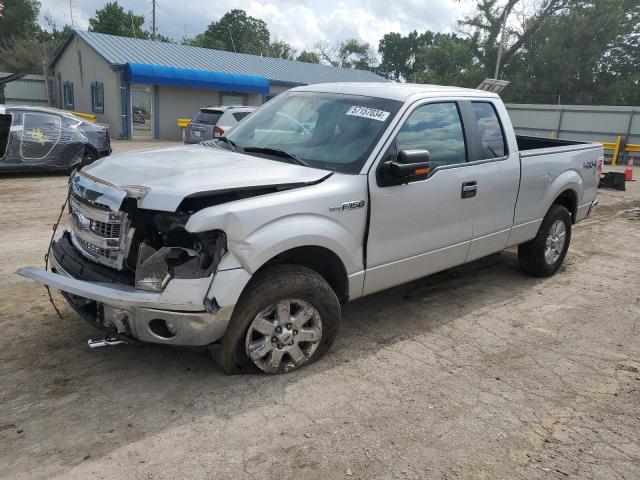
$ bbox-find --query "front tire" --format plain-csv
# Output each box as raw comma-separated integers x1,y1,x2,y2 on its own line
212,265,341,374
518,204,572,277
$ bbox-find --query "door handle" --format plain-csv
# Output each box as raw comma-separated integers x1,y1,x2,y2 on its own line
461,181,477,198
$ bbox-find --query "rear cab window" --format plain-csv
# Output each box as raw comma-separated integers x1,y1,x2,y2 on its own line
471,102,506,159
232,112,251,122
193,110,222,125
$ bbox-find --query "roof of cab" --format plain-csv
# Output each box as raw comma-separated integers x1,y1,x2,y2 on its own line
290,82,501,102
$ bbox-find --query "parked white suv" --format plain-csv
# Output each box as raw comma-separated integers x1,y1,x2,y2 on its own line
19,83,601,375
184,105,256,143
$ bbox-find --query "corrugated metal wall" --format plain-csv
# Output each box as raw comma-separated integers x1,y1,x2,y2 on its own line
506,104,640,145
0,72,49,106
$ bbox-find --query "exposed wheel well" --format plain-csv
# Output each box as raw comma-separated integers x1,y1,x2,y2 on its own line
258,246,349,303
552,189,577,222
82,145,98,162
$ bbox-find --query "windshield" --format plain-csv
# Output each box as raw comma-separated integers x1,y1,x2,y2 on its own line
224,91,402,173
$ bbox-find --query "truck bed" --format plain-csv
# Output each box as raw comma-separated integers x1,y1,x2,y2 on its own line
516,135,598,158
510,135,601,247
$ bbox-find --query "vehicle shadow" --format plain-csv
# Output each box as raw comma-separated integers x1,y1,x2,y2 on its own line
1,249,552,477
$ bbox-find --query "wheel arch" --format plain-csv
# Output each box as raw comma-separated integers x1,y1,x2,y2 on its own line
251,245,350,303
551,188,578,223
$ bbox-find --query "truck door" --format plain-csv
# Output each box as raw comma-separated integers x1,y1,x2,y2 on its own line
363,101,474,296
458,100,520,262
0,113,10,159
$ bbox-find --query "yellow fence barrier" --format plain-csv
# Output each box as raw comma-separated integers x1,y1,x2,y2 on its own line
71,111,96,122
595,136,639,165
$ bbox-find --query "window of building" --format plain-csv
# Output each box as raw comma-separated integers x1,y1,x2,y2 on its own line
63,81,74,109
471,102,506,159
91,82,104,114
396,102,466,167
220,93,246,106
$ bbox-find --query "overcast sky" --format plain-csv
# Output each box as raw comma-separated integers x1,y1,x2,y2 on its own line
39,0,475,51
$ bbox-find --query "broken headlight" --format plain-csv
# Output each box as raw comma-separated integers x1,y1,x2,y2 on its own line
134,234,226,292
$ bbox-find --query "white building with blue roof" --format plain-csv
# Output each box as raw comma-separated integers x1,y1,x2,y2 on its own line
51,30,389,140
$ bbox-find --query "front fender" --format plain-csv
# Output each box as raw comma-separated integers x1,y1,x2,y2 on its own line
231,213,363,274
184,174,369,276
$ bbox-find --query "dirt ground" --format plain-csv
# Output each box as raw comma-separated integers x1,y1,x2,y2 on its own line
1,142,639,479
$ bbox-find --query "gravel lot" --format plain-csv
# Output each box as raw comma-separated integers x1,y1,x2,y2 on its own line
1,142,639,479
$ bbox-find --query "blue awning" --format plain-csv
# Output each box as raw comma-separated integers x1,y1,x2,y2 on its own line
125,63,269,94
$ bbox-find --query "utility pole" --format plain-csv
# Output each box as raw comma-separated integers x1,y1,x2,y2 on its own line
42,44,52,106
130,13,136,38
494,13,508,79
228,29,237,53
69,0,75,27
151,0,157,40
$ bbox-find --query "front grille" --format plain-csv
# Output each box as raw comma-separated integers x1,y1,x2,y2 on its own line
68,191,131,270
90,220,121,238
75,235,119,262
71,192,111,212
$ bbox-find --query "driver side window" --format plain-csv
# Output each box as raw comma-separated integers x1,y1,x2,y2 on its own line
396,102,466,167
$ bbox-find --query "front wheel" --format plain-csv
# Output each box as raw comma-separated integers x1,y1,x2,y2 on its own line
518,204,572,277
212,265,341,374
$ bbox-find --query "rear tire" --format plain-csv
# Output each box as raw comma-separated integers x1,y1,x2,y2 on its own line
211,265,341,375
518,204,572,277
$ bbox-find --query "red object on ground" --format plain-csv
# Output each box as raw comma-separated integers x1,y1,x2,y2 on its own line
625,156,634,181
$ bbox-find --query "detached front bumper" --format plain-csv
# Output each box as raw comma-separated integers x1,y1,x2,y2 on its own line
16,247,242,346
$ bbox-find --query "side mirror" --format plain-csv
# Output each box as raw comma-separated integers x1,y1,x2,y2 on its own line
386,149,431,178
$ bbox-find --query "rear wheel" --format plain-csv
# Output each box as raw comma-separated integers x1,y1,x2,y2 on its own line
518,204,572,277
211,265,341,374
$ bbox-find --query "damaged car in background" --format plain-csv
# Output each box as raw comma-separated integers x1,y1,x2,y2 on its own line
18,83,600,375
0,105,110,173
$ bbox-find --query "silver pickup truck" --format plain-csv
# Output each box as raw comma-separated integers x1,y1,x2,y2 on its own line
19,83,601,374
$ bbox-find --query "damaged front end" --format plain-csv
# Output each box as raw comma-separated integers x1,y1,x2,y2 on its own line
19,170,236,346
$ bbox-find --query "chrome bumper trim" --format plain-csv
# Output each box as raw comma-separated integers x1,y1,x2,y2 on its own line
18,266,163,308
17,266,213,312
18,263,234,346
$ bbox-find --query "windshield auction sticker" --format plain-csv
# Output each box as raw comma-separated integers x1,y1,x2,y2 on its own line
346,106,390,122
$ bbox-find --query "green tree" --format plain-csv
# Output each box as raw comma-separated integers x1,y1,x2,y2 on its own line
196,9,271,55
315,39,376,69
459,0,571,76
0,0,41,43
270,40,296,60
88,1,148,39
296,51,320,63
378,31,426,81
502,0,640,104
415,33,483,87
0,38,45,73
0,12,73,74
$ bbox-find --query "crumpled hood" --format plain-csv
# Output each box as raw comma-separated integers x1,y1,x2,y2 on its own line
83,144,331,211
